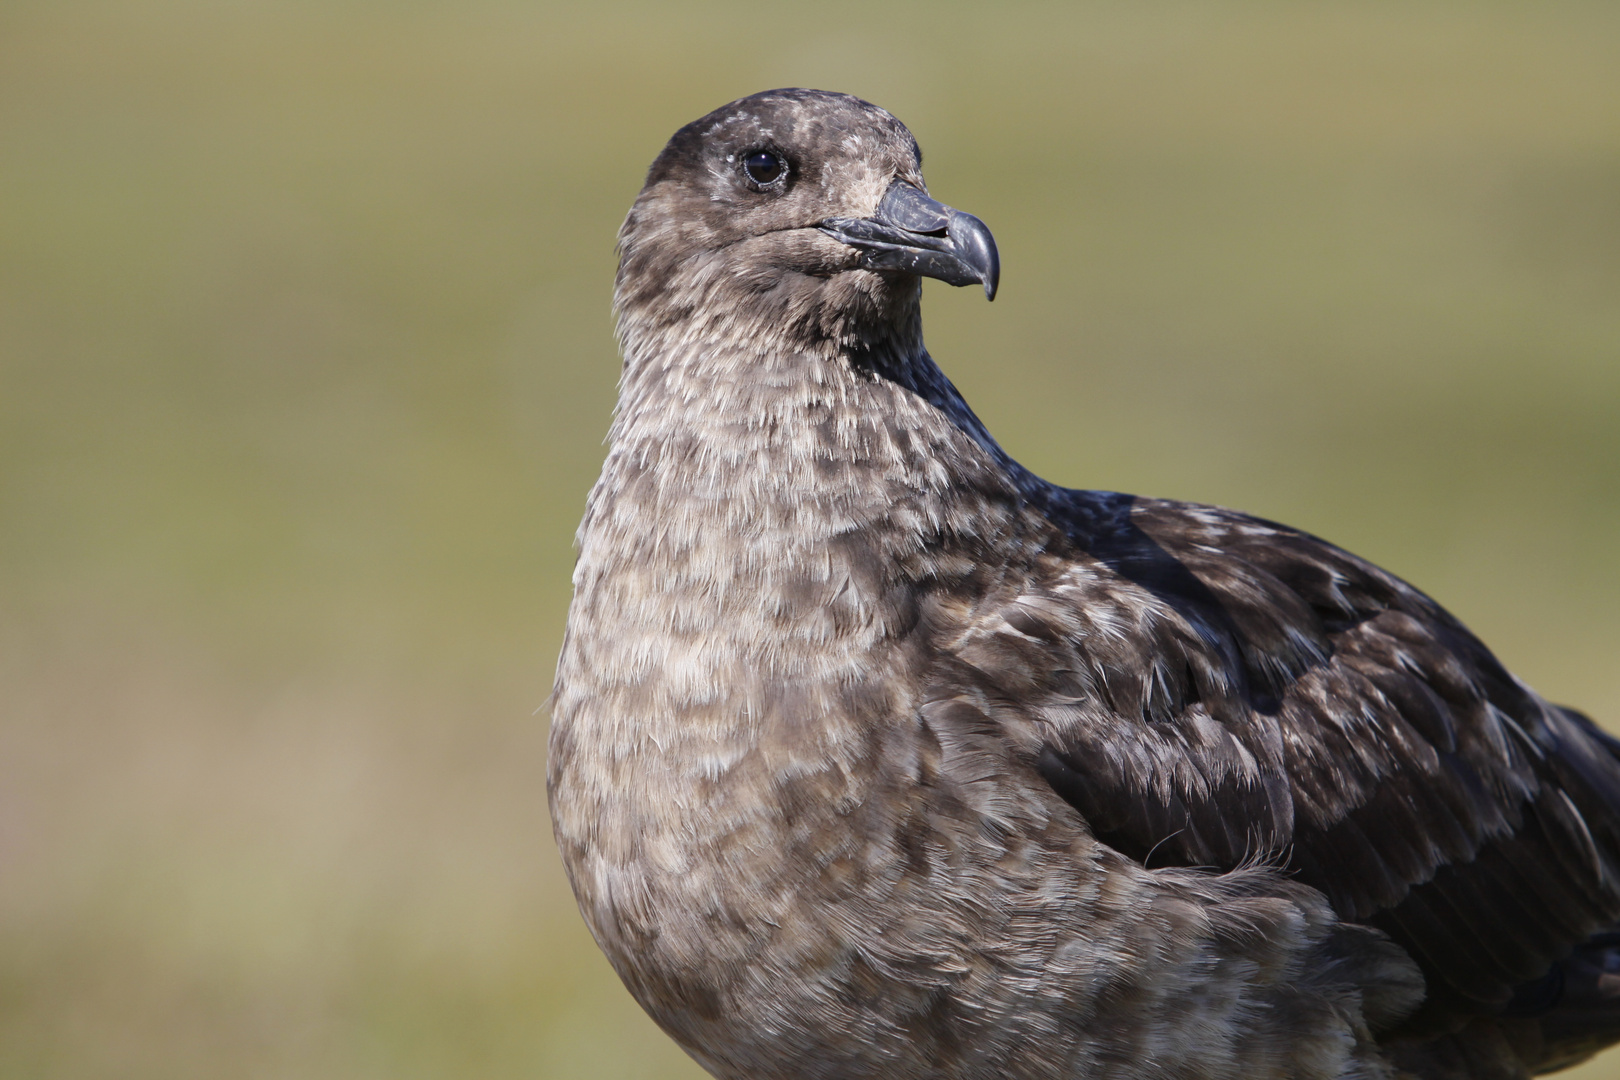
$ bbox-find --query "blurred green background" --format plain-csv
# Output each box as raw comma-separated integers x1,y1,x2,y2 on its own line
1,1,1617,1076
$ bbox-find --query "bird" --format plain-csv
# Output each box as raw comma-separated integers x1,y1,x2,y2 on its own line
547,88,1620,1080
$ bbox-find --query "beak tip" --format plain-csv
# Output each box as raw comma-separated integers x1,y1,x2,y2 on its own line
950,208,999,303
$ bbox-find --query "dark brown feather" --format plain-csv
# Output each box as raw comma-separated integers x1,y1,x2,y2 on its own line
948,489,1620,1038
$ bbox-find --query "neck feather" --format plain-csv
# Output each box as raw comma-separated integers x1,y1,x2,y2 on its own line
561,297,1048,713
574,301,1039,629
607,295,1035,511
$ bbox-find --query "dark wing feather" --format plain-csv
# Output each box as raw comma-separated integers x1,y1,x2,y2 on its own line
932,491,1620,1026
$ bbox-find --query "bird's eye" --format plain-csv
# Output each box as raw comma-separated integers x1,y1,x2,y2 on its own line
742,150,785,187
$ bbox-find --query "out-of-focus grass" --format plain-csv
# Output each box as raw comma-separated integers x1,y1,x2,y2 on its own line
0,1,1617,1077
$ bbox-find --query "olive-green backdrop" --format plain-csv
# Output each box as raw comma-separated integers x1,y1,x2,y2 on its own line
2,1,1617,1076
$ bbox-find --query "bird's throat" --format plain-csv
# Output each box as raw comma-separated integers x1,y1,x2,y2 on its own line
574,327,1014,664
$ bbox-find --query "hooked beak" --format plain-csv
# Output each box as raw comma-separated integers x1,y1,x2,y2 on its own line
818,181,1000,300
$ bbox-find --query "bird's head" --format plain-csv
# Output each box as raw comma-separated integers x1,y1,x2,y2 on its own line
615,88,998,359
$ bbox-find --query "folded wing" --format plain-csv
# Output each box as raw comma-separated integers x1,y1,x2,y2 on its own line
928,491,1620,1029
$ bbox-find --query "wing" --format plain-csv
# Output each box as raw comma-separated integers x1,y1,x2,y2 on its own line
924,490,1620,1025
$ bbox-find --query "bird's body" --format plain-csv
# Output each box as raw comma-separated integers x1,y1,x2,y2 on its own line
548,90,1620,1079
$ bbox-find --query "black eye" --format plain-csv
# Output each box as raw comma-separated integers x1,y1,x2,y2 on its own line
742,150,785,187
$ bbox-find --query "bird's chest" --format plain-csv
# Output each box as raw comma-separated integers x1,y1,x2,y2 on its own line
549,503,916,932
549,625,943,1074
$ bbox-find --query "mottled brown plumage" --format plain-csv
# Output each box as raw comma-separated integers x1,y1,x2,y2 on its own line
547,89,1620,1080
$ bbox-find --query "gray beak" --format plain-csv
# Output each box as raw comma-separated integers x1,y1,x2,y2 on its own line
818,181,1000,300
